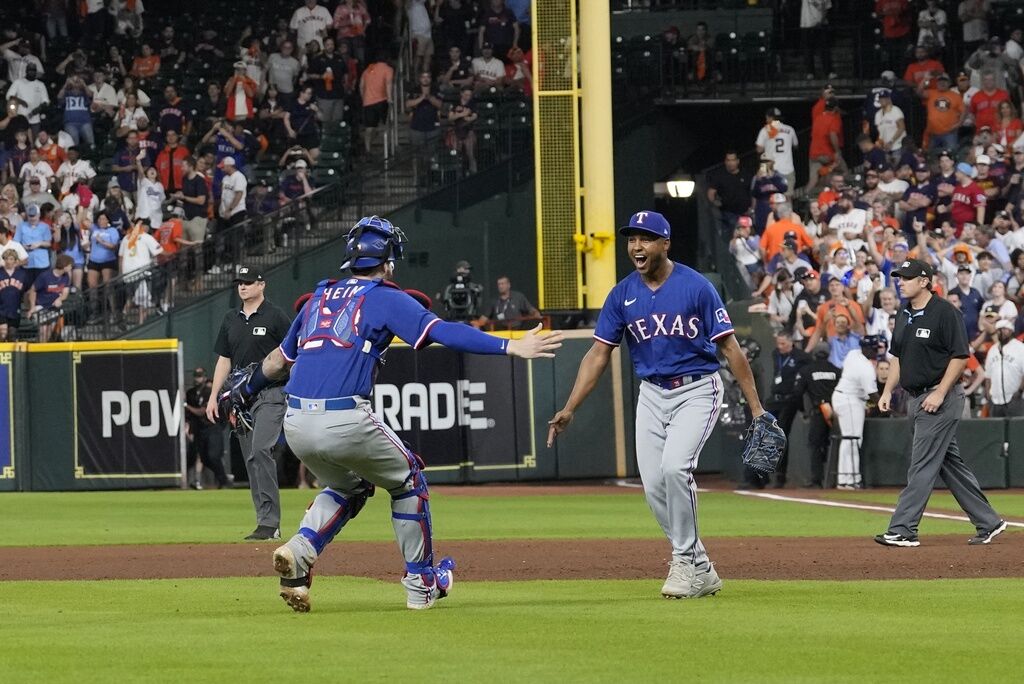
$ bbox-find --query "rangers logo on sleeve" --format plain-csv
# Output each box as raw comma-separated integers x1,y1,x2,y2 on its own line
715,308,731,325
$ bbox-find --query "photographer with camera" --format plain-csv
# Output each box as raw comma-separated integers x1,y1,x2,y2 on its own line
440,260,484,322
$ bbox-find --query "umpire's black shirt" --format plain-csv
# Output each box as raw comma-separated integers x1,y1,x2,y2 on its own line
214,298,292,370
890,294,969,393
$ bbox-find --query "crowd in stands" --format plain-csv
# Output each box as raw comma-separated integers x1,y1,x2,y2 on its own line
708,1,1024,419
0,0,532,340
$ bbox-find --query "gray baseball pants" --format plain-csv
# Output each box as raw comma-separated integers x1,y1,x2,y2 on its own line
237,386,286,530
635,373,723,571
887,385,1001,536
278,398,433,577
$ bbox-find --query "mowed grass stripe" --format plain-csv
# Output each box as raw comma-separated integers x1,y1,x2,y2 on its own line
0,489,990,547
822,490,1024,520
0,577,1019,683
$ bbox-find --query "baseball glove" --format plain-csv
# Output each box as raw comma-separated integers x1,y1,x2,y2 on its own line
740,411,786,474
217,363,258,432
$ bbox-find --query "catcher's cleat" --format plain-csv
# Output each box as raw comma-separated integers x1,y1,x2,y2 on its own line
274,544,314,613
403,556,456,610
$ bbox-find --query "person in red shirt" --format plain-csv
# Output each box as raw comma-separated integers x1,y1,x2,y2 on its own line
903,45,945,89
874,0,911,70
994,101,1023,150
970,72,1010,133
154,206,199,312
941,162,986,234
805,98,845,193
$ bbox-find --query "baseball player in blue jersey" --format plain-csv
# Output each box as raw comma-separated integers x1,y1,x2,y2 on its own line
230,216,562,612
547,210,766,599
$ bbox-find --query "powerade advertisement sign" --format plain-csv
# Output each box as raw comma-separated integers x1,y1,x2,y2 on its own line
74,351,182,479
374,347,533,472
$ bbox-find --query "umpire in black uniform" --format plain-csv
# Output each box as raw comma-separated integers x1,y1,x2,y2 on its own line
794,343,840,488
206,265,292,540
876,259,1006,547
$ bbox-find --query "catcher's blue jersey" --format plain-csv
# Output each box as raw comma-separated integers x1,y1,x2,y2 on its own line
593,262,734,378
280,278,440,398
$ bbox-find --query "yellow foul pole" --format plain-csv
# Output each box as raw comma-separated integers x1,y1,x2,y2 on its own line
578,2,616,308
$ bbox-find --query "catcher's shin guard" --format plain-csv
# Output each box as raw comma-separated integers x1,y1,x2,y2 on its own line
390,469,435,571
297,485,374,556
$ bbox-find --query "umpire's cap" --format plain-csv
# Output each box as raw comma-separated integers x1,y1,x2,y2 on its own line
891,259,933,280
619,210,670,239
234,265,265,283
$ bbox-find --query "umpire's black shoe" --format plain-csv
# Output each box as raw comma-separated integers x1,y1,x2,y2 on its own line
874,533,920,548
968,521,1007,545
245,526,281,541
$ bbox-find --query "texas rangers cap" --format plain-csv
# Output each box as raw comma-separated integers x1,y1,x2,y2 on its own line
233,265,264,283
891,259,934,279
619,210,670,239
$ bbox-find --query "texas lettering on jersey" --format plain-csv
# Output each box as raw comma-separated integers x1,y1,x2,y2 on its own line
626,313,701,342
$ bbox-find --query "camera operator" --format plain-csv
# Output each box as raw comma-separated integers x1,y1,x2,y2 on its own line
440,259,483,322
473,275,539,330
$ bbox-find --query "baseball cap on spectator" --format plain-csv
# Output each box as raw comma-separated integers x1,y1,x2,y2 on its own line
736,215,753,228
29,176,40,185
956,162,976,177
938,149,954,160
877,88,892,99
957,71,970,82
893,241,909,251
770,192,787,204
891,259,934,279
957,264,972,273
982,304,1001,318
26,204,39,217
233,61,246,69
294,159,308,169
880,70,896,84
784,230,797,239
482,41,493,50
222,156,236,167
995,210,1010,220
914,160,929,172
795,267,819,280
996,319,1014,331
988,35,1002,45
108,177,120,188
765,107,782,118
976,154,992,166
979,125,992,133
233,265,264,283
782,239,798,250
875,161,892,172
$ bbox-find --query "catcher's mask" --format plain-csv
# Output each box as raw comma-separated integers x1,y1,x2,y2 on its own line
340,215,407,270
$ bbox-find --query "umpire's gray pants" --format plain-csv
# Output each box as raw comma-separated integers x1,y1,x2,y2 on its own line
238,386,286,529
887,385,1001,536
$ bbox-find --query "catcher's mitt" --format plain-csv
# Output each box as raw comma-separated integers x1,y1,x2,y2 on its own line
217,363,258,432
741,411,786,474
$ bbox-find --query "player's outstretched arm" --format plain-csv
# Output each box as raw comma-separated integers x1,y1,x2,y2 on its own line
507,323,564,358
428,321,563,358
717,334,765,418
546,341,613,447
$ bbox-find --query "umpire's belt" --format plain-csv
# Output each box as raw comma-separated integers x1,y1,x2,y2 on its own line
644,374,704,390
905,385,938,398
287,396,361,412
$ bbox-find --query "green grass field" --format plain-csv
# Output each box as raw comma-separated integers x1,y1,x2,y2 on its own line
1,576,1019,683
2,487,1021,682
1,488,1013,547
824,490,1024,519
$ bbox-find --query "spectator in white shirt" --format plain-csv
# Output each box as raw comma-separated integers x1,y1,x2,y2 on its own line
1,38,45,83
958,0,991,55
983,280,1018,320
874,90,906,158
290,0,334,54
862,285,899,349
472,43,506,93
88,70,118,120
118,218,163,324
1005,28,1024,62
19,149,55,196
116,75,151,107
135,155,166,227
406,0,434,77
6,64,50,132
218,156,248,227
266,42,302,104
56,147,97,194
985,319,1024,416
756,107,799,192
917,0,947,48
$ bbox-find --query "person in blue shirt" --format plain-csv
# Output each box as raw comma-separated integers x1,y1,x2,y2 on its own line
828,313,861,367
949,265,984,339
58,75,95,150
111,131,141,193
547,210,767,600
225,216,561,613
13,203,52,309
0,248,28,340
33,254,72,342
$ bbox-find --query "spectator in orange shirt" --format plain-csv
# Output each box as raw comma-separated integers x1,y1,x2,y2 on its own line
154,206,200,313
920,72,964,151
35,129,66,174
806,98,845,193
154,130,189,195
804,277,867,352
969,72,1010,133
761,198,815,263
130,43,161,81
994,101,1023,151
903,45,944,88
359,52,394,154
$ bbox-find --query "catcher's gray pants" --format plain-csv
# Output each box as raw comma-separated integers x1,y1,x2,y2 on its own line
237,386,286,529
635,373,723,571
279,398,432,577
887,385,1001,537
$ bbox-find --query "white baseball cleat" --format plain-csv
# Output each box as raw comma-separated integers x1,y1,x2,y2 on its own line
661,559,695,598
403,557,456,610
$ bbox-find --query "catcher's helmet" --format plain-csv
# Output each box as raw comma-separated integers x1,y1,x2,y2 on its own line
340,215,407,270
